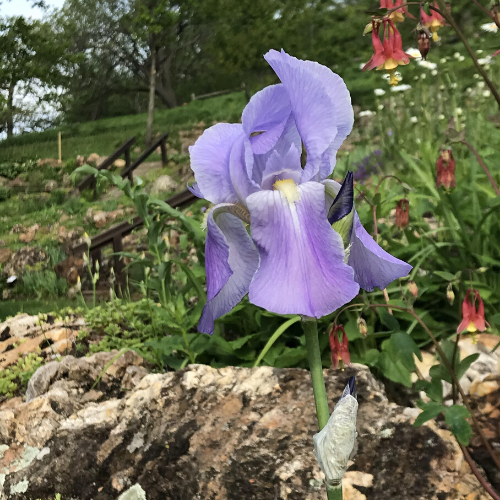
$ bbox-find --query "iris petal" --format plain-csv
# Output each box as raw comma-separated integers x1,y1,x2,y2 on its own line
247,182,359,317
189,123,243,204
199,204,260,334
264,50,339,181
242,84,292,155
349,212,412,291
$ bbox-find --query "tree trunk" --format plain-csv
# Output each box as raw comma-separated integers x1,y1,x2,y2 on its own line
145,45,156,146
6,82,15,138
156,49,177,109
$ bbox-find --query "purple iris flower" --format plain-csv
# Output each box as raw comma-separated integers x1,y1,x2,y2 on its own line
189,50,411,334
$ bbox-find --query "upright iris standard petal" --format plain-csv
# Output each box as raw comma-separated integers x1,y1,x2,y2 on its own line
242,84,291,155
229,135,261,205
247,182,359,318
189,123,243,204
199,204,260,334
264,50,339,181
348,212,412,291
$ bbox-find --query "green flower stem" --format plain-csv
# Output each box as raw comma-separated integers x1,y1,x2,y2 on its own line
302,318,341,500
327,485,343,500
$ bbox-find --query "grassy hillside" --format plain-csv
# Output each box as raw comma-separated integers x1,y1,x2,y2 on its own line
0,92,246,163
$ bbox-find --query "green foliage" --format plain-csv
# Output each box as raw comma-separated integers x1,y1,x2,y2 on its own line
0,352,44,397
0,186,10,201
0,159,37,179
21,270,69,300
445,405,473,445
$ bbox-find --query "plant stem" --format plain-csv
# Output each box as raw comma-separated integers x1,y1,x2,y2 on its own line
327,485,343,500
303,319,330,429
459,443,500,500
302,319,340,500
182,329,195,364
461,140,500,196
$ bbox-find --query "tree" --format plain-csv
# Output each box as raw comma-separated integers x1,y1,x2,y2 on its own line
0,16,65,137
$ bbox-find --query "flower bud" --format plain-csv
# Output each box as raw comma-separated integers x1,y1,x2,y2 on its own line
313,377,358,487
357,317,368,337
395,199,409,230
446,282,455,305
84,232,91,247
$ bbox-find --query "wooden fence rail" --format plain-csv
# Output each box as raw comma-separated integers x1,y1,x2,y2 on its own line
72,188,197,293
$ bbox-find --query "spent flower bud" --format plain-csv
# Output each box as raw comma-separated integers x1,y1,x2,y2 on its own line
313,377,358,487
407,280,418,298
357,317,368,337
418,30,431,60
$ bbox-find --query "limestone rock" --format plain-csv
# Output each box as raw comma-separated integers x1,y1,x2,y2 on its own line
0,364,491,500
150,175,178,195
0,248,11,264
75,155,86,167
1,247,47,277
37,158,61,167
44,180,59,193
114,159,126,168
87,153,101,164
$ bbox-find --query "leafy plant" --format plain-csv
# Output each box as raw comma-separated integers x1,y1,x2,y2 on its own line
0,352,44,398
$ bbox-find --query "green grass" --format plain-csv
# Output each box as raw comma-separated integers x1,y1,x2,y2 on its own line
0,298,77,322
0,92,246,163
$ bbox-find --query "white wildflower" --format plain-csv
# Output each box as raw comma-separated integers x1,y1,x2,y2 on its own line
478,55,493,65
421,73,427,79
406,47,422,59
418,60,437,70
440,58,447,64
456,107,463,116
359,110,374,117
454,52,461,59
483,89,492,97
410,116,418,123
391,84,412,92
378,104,384,110
374,88,386,96
439,114,445,120
478,81,485,88
431,69,438,76
481,22,498,33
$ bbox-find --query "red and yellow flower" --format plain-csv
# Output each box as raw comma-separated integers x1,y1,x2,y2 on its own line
380,0,415,23
457,289,486,334
363,20,411,85
329,325,351,370
420,3,445,41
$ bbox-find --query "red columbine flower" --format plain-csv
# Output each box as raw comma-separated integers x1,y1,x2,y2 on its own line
363,20,411,86
457,289,486,333
420,3,445,41
380,0,415,23
395,198,409,229
329,325,351,370
436,148,456,189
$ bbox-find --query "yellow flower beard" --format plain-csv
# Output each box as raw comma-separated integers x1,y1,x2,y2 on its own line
467,321,478,333
274,178,301,204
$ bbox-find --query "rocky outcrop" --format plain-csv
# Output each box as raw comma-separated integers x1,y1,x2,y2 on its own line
1,247,47,277
0,362,492,500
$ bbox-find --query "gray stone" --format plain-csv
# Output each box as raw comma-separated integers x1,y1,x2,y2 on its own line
118,484,147,500
44,180,59,192
25,362,61,403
